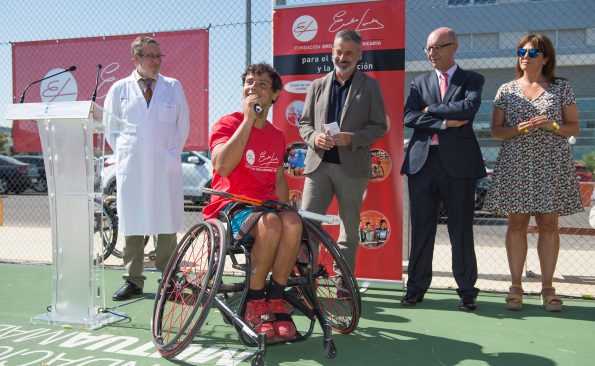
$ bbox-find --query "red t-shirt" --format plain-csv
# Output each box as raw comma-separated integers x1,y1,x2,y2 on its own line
202,112,286,219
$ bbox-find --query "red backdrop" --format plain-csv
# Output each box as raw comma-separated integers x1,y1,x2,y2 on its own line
11,30,209,152
273,0,406,282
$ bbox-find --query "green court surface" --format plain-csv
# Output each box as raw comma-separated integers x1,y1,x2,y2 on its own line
0,263,593,366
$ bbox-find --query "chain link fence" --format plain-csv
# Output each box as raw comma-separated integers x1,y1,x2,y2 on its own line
0,0,593,297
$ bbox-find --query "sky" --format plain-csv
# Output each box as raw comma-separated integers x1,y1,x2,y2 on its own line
0,0,310,128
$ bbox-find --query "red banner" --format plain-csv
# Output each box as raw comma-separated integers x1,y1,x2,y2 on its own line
12,30,209,153
273,0,405,283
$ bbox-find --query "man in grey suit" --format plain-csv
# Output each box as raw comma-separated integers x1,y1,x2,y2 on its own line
299,30,387,280
400,27,485,311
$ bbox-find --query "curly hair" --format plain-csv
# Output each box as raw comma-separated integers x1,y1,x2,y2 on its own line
241,63,283,92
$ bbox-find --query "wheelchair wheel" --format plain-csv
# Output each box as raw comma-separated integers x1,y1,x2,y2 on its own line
111,235,153,259
93,199,118,263
151,219,227,357
303,220,361,333
105,198,154,260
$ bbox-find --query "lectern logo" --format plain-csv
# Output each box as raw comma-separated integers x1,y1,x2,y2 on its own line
40,68,78,103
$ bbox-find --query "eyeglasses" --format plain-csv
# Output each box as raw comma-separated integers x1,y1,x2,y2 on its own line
423,42,454,54
517,48,542,58
140,54,164,60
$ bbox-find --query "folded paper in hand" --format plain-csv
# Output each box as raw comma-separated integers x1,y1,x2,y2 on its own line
323,121,340,136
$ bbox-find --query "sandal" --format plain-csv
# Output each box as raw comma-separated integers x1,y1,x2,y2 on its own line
505,284,523,310
541,286,563,312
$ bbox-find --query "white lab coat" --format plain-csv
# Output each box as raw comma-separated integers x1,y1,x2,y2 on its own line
104,72,190,236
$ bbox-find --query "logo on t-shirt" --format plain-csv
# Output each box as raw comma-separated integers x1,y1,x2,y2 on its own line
244,149,280,173
245,150,255,165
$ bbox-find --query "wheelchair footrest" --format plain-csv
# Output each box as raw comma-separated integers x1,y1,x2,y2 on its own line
218,282,245,293
287,277,309,287
232,263,247,271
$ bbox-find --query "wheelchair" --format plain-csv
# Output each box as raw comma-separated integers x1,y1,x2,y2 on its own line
93,196,118,263
97,195,157,261
150,189,362,366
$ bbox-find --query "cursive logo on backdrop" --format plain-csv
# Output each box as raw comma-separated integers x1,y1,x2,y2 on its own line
94,62,120,101
328,8,385,33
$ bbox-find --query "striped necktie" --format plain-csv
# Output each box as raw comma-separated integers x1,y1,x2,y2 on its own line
141,78,153,106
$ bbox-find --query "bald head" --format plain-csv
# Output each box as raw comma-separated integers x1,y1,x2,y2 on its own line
428,27,457,45
425,27,458,72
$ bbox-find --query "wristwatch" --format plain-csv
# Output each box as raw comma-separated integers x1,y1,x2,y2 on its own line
551,121,560,131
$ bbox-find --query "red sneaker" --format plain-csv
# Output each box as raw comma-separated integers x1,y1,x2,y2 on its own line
244,299,275,341
268,299,297,340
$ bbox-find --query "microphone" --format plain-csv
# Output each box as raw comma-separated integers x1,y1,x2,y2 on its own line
254,103,263,116
91,64,102,102
19,66,77,103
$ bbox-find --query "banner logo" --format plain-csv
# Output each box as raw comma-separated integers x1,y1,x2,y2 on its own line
328,8,385,33
40,68,78,102
292,15,318,42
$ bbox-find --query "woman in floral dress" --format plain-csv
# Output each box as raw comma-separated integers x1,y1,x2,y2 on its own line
484,34,582,312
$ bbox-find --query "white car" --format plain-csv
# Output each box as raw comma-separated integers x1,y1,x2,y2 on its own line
101,151,213,206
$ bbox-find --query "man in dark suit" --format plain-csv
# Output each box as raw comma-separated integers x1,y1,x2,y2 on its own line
299,29,387,274
400,27,486,311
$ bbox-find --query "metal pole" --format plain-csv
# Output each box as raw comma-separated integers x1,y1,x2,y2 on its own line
245,0,251,66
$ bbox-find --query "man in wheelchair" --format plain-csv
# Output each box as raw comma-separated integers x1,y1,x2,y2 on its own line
201,63,302,342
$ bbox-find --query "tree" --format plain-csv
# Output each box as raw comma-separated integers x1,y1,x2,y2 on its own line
583,151,595,173
0,132,7,154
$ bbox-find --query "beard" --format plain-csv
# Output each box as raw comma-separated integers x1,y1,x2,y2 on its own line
334,61,356,74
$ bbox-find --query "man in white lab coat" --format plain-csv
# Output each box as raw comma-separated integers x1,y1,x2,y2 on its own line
104,36,190,301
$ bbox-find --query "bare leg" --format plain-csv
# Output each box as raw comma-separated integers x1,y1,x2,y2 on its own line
506,213,530,286
249,213,282,290
271,211,303,285
535,213,561,306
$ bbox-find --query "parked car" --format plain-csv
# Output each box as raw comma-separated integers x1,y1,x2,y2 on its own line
575,163,593,182
0,155,41,194
14,155,47,192
101,151,213,205
474,175,491,210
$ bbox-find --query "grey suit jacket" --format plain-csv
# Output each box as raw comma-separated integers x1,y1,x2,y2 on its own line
298,70,387,178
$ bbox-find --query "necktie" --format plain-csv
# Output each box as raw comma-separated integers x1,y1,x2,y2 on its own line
431,72,449,145
440,72,449,100
141,78,153,106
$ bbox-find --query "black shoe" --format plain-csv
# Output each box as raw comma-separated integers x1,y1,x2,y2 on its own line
336,279,352,300
400,291,424,306
112,281,142,301
459,295,477,311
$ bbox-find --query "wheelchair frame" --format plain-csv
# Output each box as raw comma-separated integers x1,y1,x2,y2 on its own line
150,189,361,366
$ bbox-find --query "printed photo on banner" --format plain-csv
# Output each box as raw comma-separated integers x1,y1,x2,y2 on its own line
285,100,304,126
284,142,308,178
289,190,302,209
370,148,392,181
359,210,390,249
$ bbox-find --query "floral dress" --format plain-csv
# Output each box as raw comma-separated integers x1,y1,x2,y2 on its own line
484,79,583,216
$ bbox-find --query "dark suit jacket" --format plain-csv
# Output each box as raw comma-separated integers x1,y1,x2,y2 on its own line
299,70,387,178
400,67,486,179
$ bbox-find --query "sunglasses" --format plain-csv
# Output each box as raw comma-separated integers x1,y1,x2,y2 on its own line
517,48,542,58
